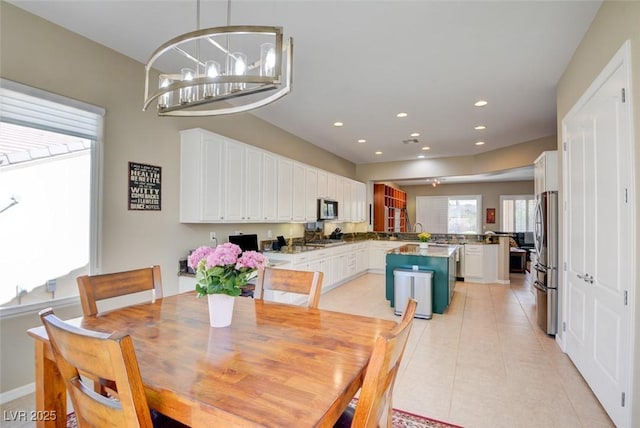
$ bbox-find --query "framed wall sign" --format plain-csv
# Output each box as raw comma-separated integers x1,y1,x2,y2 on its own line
128,162,161,211
486,208,496,224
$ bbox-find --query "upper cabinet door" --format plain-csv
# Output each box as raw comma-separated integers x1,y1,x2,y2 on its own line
244,146,263,222
327,174,337,199
292,162,306,221
224,140,246,221
277,158,293,221
262,152,278,221
317,170,328,198
534,150,558,193
305,167,318,221
180,129,225,222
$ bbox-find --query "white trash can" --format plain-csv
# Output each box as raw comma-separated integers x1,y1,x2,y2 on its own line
394,268,433,319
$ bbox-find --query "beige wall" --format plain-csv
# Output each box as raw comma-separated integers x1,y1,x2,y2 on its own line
556,0,640,424
403,181,534,233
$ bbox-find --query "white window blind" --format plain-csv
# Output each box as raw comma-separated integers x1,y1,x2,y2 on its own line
416,195,482,234
0,78,104,140
500,195,535,232
416,196,449,234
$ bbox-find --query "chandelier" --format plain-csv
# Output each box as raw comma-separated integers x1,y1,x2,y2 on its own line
427,178,442,188
143,0,293,116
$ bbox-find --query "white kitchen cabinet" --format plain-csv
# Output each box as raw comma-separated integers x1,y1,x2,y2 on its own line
464,244,498,283
354,180,366,222
292,162,306,222
276,158,293,221
534,150,558,193
368,240,406,273
179,129,225,222
178,275,196,294
464,244,483,279
223,140,245,221
305,167,318,221
317,170,328,198
355,243,369,273
243,147,263,222
261,152,278,221
326,173,337,199
180,128,366,224
342,179,353,221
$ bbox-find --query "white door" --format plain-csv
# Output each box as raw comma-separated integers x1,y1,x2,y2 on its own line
563,43,633,427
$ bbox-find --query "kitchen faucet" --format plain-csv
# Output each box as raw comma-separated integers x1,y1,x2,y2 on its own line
412,222,423,233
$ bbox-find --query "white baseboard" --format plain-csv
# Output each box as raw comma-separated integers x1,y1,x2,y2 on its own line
0,382,34,405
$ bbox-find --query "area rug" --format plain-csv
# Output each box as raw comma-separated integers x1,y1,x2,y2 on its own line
66,405,464,428
348,399,464,428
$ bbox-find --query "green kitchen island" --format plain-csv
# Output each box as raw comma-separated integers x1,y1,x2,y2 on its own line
385,244,458,314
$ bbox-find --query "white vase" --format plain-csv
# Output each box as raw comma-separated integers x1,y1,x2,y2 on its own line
207,294,235,327
419,242,429,249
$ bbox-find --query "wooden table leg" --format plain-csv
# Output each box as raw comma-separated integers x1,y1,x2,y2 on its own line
34,341,66,428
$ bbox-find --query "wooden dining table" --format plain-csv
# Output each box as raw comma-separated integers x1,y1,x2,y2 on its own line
27,291,397,427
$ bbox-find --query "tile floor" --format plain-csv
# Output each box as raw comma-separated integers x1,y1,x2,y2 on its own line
318,273,614,428
1,273,614,428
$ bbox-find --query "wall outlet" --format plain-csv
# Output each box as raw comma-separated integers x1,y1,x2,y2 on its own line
209,232,216,242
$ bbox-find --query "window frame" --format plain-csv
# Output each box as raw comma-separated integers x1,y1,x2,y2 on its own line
499,194,536,233
0,79,104,318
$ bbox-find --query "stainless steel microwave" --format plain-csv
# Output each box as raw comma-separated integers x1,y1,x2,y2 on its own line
317,198,338,220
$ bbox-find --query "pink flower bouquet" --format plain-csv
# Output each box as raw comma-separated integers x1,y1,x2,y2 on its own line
188,243,268,297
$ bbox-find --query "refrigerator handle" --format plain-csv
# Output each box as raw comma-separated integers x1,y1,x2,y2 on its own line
533,280,547,293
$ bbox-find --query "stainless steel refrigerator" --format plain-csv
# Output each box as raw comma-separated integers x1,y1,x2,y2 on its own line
532,191,558,335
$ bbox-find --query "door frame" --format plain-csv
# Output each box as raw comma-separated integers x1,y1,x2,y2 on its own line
560,39,636,425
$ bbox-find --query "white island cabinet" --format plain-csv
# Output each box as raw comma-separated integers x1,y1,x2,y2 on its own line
464,244,498,283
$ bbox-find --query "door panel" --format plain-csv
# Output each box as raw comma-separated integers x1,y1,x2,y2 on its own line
563,52,631,427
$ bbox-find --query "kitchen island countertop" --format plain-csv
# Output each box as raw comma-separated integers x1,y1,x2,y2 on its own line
388,244,458,258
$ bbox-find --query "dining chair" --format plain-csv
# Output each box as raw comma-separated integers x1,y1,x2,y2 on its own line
38,308,186,428
334,298,418,428
77,265,163,317
254,267,324,309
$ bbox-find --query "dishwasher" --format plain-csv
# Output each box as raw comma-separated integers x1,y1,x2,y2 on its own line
393,268,433,319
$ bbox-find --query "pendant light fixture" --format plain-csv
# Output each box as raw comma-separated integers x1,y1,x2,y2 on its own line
143,0,293,116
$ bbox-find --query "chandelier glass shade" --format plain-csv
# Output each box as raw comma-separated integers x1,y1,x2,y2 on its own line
143,25,293,116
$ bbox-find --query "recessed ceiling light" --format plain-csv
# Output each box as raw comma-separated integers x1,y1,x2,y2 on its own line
418,155,425,159
475,141,485,146
357,139,366,143
474,125,486,130
410,132,420,137
421,146,430,151
333,121,343,127
396,112,408,118
474,100,488,107
375,151,383,155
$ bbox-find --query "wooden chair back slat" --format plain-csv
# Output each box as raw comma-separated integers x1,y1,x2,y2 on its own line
77,265,162,317
350,299,417,428
254,267,323,309
39,308,153,428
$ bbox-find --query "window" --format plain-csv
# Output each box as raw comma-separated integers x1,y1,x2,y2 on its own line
500,195,535,232
416,195,482,234
0,79,104,317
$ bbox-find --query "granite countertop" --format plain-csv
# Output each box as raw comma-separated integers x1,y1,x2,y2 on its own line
387,244,459,258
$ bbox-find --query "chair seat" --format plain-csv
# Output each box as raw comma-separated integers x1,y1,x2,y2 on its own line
333,405,355,428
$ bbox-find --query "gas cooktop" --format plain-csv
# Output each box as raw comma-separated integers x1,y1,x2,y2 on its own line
305,239,346,247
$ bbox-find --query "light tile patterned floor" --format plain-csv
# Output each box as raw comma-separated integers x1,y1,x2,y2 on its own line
318,273,615,428
1,273,614,428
